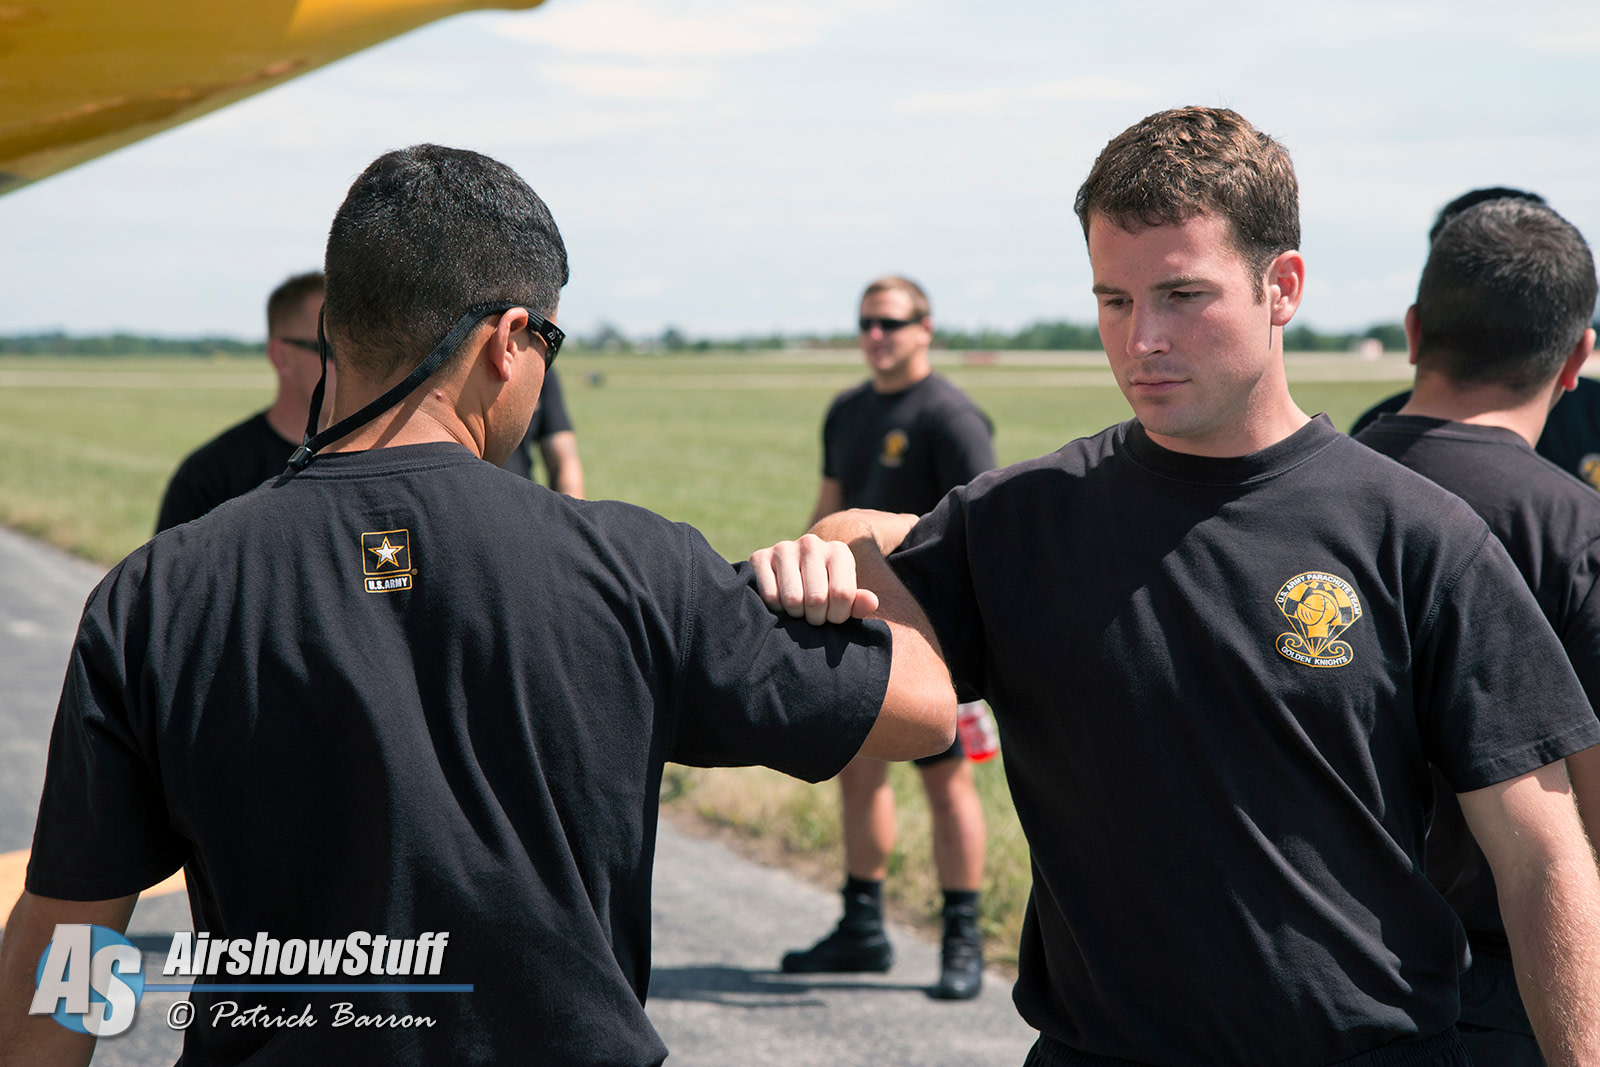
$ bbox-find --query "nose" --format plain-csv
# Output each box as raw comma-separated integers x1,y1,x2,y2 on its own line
1126,304,1168,359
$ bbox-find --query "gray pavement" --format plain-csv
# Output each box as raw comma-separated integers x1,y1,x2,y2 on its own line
0,525,107,853
0,525,1036,1064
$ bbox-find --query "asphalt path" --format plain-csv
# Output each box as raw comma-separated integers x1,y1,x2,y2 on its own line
0,525,1036,1064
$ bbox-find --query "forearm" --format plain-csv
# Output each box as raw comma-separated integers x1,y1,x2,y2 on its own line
808,508,920,559
0,891,134,1067
1465,766,1600,1065
1499,854,1600,1065
817,519,954,760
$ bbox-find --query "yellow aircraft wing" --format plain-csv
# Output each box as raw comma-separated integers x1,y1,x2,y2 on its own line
0,0,545,195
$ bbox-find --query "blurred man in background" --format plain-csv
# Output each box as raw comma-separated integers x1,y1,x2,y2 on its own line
779,275,993,1001
501,365,584,497
156,271,329,530
1351,188,1600,489
1354,196,1600,1065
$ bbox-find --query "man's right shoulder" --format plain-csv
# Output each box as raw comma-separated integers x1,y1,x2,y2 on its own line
825,379,875,413
955,420,1125,502
172,411,274,471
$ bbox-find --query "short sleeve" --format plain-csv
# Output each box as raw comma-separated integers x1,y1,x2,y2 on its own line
889,488,989,701
1557,538,1600,712
27,561,189,899
155,460,210,533
535,368,574,437
931,406,995,492
669,531,890,783
1415,531,1600,792
821,399,842,481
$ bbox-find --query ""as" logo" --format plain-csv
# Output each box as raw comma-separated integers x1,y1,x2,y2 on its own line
30,924,146,1036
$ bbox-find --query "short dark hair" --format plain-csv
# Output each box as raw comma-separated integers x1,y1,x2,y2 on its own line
266,271,324,337
861,275,930,319
1415,199,1597,396
324,145,569,380
1428,186,1545,246
1074,107,1299,297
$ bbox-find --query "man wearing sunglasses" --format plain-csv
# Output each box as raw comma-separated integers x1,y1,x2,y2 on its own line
780,275,994,1000
0,146,957,1066
155,271,332,531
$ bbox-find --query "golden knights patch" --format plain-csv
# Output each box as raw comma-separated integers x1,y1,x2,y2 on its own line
1274,572,1362,668
1579,453,1600,491
880,428,910,468
362,529,414,593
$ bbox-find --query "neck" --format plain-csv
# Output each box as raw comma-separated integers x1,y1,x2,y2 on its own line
320,376,483,457
264,390,308,445
872,359,932,394
1400,374,1555,447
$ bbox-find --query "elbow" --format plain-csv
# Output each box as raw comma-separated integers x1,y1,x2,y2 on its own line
924,682,958,755
872,677,957,762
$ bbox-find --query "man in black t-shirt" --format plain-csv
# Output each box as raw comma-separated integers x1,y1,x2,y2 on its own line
0,146,957,1066
756,108,1600,1065
155,271,329,530
1355,198,1600,1065
501,365,586,497
780,276,994,1000
1349,187,1600,492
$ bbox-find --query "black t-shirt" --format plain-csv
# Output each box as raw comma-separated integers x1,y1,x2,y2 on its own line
502,366,576,481
823,374,995,515
1352,379,1600,490
1355,414,1600,960
29,442,890,1066
889,415,1599,1065
156,410,295,532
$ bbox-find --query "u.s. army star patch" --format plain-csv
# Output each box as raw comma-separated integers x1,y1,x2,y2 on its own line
1274,571,1361,668
361,529,414,593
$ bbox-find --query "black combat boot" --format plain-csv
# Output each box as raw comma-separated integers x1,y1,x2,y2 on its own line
929,895,982,1000
780,880,894,973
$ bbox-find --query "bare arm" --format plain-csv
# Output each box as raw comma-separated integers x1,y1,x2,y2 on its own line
809,477,844,528
1458,762,1600,1066
750,509,953,762
1566,742,1600,853
538,431,585,499
0,890,139,1067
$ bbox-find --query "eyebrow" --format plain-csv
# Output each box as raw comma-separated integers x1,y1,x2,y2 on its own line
1091,275,1211,296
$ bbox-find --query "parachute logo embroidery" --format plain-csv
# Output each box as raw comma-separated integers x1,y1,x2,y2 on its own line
880,428,910,468
1579,453,1600,491
1274,572,1362,668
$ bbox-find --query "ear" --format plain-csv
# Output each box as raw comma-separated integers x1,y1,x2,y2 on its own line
481,307,531,383
1265,250,1305,327
1557,327,1596,393
1403,305,1421,366
265,338,292,375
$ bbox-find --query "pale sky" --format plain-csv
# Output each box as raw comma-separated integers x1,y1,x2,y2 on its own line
2,0,1597,341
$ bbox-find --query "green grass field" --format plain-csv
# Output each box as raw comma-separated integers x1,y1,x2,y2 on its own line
0,349,1417,962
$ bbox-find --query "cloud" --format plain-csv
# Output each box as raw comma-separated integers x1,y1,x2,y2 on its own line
617,275,667,298
1519,12,1600,52
540,61,718,101
493,0,892,60
894,77,1151,118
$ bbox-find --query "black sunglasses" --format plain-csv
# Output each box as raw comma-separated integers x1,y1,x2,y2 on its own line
285,312,563,366
859,315,925,333
524,312,565,366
